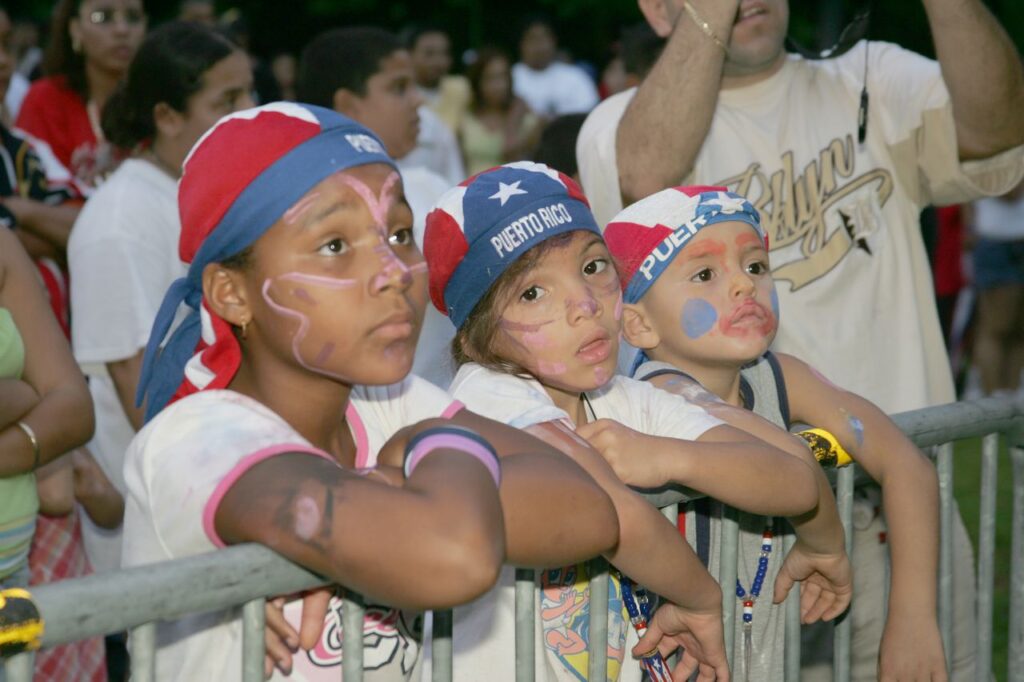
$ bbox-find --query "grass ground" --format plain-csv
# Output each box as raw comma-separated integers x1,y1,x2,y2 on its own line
952,436,1015,680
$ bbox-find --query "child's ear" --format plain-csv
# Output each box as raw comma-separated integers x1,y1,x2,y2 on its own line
332,88,361,118
203,263,251,330
153,102,185,140
622,303,661,351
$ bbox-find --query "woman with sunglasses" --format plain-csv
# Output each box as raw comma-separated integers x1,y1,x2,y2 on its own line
16,0,146,196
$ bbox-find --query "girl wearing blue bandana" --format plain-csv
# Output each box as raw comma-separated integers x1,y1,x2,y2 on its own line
121,103,618,682
422,163,845,681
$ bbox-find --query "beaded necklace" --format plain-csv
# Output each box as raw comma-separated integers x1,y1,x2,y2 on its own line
735,519,774,681
617,571,673,682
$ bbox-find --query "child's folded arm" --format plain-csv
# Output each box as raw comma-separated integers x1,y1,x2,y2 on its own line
777,352,945,673
577,417,819,517
213,446,506,612
526,420,722,613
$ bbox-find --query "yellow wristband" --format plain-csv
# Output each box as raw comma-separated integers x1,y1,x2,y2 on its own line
0,588,45,655
797,428,854,468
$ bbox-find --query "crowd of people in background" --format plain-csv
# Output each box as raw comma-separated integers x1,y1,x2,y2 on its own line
0,0,1022,680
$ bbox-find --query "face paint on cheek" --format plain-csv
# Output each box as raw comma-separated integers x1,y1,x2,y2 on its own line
537,360,568,376
770,287,780,321
334,171,401,235
262,276,355,381
681,298,718,339
613,291,623,322
407,262,428,275
594,365,611,385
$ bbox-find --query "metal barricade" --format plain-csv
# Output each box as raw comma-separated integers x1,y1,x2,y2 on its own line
2,396,1022,681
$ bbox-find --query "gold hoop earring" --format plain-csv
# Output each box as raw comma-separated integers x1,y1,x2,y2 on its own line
71,34,82,54
240,320,249,340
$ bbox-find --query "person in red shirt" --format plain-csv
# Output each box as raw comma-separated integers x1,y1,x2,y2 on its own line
16,0,145,191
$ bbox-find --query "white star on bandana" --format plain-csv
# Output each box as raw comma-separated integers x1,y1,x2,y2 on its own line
489,180,529,206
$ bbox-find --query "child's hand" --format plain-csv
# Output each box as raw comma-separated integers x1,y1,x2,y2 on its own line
631,602,731,681
772,540,852,623
576,419,671,488
878,614,947,681
264,588,333,678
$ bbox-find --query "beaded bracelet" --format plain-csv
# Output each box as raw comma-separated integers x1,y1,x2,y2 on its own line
15,422,40,471
404,425,501,486
796,427,853,468
682,1,728,53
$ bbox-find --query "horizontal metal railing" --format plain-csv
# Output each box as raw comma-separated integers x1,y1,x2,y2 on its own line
3,395,1022,681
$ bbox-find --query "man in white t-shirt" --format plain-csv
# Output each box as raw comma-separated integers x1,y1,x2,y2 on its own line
511,16,599,118
577,1,1024,679
298,27,458,390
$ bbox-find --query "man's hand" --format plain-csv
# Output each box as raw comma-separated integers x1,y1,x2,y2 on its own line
631,601,731,681
772,540,852,623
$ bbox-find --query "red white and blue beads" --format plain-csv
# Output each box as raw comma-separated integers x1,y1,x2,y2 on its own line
617,572,672,682
735,521,774,627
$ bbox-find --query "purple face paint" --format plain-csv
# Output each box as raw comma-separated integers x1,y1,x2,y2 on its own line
314,342,336,366
681,298,718,339
770,287,780,322
537,360,567,376
840,408,865,448
613,291,623,321
276,271,358,290
594,365,611,386
292,288,317,305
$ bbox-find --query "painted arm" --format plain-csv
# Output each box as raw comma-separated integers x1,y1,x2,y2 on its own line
922,0,1024,159
0,229,94,476
616,0,738,204
376,409,620,568
215,419,506,611
778,352,944,678
3,197,80,251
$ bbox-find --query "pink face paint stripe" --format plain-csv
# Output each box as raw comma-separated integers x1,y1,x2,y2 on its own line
276,271,358,290
345,402,371,467
263,278,351,382
314,342,335,366
282,192,321,225
499,317,556,333
335,171,400,229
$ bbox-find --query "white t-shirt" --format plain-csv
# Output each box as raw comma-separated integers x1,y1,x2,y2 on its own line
445,363,722,682
973,193,1024,241
577,41,1024,414
400,107,466,187
403,165,459,390
68,157,183,572
121,377,463,682
511,62,599,117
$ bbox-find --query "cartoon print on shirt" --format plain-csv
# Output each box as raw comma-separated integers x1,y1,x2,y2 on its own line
305,594,422,674
717,134,893,290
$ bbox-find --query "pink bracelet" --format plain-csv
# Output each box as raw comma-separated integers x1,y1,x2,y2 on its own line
403,428,501,486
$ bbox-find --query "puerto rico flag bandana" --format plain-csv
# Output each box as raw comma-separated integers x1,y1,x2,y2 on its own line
603,186,766,305
423,161,601,329
136,102,396,422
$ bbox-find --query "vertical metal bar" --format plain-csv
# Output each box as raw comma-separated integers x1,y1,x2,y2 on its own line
1009,439,1024,682
431,610,453,682
515,568,536,682
129,621,158,682
588,558,609,681
2,651,34,682
936,442,955,674
975,433,999,682
241,598,266,682
833,464,854,682
720,504,739,668
342,593,365,682
782,528,800,681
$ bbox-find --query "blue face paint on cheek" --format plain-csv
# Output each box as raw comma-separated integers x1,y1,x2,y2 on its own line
681,299,717,339
770,287,780,321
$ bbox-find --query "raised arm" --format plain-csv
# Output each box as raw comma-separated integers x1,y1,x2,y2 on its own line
215,427,506,611
617,0,738,204
0,229,94,476
778,352,944,678
923,0,1024,160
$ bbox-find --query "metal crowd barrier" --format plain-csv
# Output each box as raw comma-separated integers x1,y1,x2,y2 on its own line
3,395,1022,681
